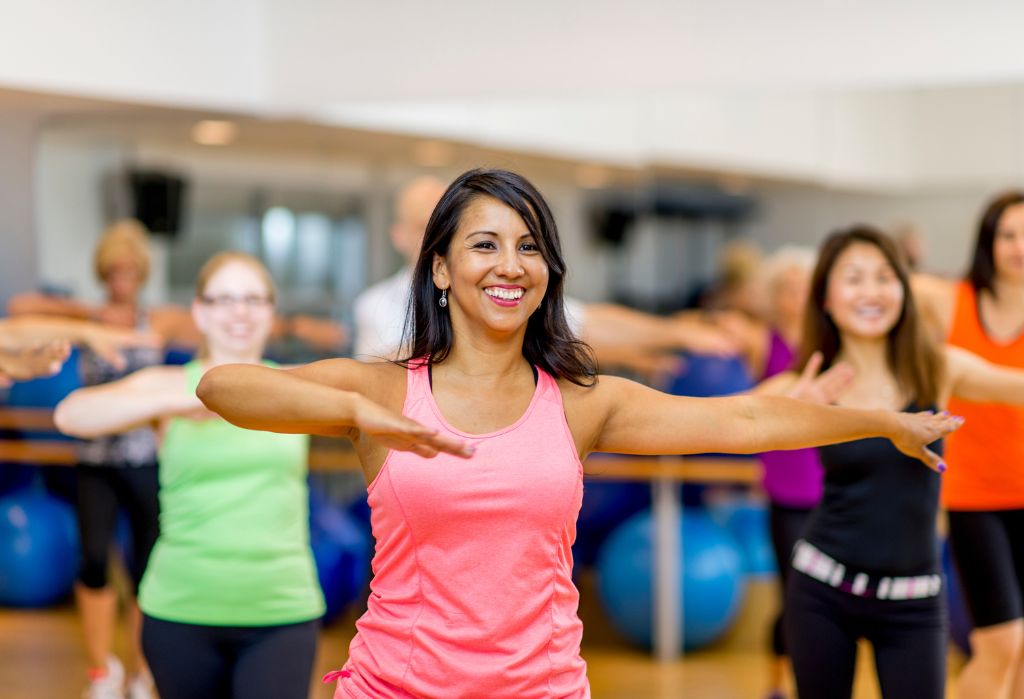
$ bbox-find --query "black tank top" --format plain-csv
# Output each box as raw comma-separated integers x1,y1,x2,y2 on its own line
803,404,942,576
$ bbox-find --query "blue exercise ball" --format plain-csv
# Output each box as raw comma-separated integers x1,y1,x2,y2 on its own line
7,347,82,408
573,479,651,569
310,495,371,623
0,465,36,498
707,498,776,577
6,349,81,503
596,508,745,651
942,539,972,656
0,491,80,607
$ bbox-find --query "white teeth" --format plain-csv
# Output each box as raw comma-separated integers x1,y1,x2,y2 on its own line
485,287,524,301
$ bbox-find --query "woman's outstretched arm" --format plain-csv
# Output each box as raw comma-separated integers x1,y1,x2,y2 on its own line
583,375,962,471
946,346,1024,406
54,366,194,438
197,359,473,459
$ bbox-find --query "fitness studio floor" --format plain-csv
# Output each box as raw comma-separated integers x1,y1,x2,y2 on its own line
0,575,964,699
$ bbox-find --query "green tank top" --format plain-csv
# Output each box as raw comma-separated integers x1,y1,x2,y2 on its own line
139,360,325,625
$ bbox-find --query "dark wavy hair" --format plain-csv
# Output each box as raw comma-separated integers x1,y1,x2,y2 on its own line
798,225,945,406
397,168,597,386
967,190,1024,297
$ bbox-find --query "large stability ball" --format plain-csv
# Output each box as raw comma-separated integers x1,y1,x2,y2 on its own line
707,498,776,577
942,540,972,656
7,347,82,408
596,508,745,651
7,348,82,503
0,491,80,607
310,495,371,623
573,479,651,569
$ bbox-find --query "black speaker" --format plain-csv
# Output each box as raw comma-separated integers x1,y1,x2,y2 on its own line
129,170,188,236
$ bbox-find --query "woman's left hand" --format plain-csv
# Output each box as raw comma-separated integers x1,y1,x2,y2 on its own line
888,410,964,472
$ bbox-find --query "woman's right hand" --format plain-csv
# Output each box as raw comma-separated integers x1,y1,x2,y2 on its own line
0,340,71,386
889,410,964,472
354,397,475,459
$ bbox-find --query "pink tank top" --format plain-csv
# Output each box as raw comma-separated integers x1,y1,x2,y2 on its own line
328,362,590,699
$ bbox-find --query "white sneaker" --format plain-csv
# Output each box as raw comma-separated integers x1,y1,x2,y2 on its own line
125,673,156,699
83,656,125,699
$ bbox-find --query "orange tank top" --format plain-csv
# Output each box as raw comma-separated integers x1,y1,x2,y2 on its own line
944,281,1024,510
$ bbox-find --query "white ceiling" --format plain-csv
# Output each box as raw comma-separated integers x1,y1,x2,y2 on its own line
4,0,1024,188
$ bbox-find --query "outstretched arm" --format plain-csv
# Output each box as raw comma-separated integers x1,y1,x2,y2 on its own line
0,315,161,370
589,375,962,471
197,359,473,459
947,345,1024,406
7,292,94,319
54,366,194,438
911,274,957,342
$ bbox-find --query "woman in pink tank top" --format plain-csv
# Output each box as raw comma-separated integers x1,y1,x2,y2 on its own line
197,169,963,699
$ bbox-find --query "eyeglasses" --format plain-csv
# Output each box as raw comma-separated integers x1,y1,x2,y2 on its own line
199,294,274,309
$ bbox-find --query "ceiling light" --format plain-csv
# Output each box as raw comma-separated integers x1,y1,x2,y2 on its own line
192,120,239,146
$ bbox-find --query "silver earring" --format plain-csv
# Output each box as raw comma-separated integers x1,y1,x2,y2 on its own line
439,289,448,308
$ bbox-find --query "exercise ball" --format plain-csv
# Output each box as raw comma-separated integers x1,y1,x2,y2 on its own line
0,465,35,498
707,498,776,577
942,540,972,656
0,491,80,607
7,348,81,503
7,347,81,408
573,478,651,569
310,495,371,623
596,508,745,651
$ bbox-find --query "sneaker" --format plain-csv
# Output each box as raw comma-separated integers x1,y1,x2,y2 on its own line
83,674,125,699
125,673,156,699
83,656,125,699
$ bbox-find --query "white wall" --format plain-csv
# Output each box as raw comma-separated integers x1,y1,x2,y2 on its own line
747,183,994,276
0,114,40,309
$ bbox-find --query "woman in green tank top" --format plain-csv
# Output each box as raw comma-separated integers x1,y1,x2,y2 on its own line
55,252,324,699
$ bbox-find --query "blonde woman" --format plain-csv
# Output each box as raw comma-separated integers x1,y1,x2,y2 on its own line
56,252,324,699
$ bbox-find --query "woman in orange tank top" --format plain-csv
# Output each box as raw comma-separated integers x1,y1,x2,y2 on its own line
913,190,1024,699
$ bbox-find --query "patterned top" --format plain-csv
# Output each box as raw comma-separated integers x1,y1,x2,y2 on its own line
76,312,163,467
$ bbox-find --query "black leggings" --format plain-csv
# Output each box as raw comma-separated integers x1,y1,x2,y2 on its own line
76,464,160,590
141,615,319,699
948,508,1024,628
768,502,812,657
785,571,947,699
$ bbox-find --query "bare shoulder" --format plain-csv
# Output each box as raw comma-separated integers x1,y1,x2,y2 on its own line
558,374,644,449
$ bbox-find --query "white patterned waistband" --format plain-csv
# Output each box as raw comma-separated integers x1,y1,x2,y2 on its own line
791,539,942,601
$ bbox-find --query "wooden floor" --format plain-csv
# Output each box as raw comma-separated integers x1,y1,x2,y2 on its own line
0,577,963,698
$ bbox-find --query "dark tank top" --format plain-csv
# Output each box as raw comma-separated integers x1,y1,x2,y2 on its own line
803,404,942,576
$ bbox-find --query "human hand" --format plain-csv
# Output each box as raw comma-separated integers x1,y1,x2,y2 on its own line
82,326,162,371
889,410,964,472
354,397,475,459
0,340,71,385
786,352,856,405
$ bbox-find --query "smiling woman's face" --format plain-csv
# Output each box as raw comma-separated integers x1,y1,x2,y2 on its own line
824,241,905,340
432,195,549,338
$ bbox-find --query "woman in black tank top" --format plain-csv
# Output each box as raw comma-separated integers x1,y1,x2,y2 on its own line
757,226,1024,699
